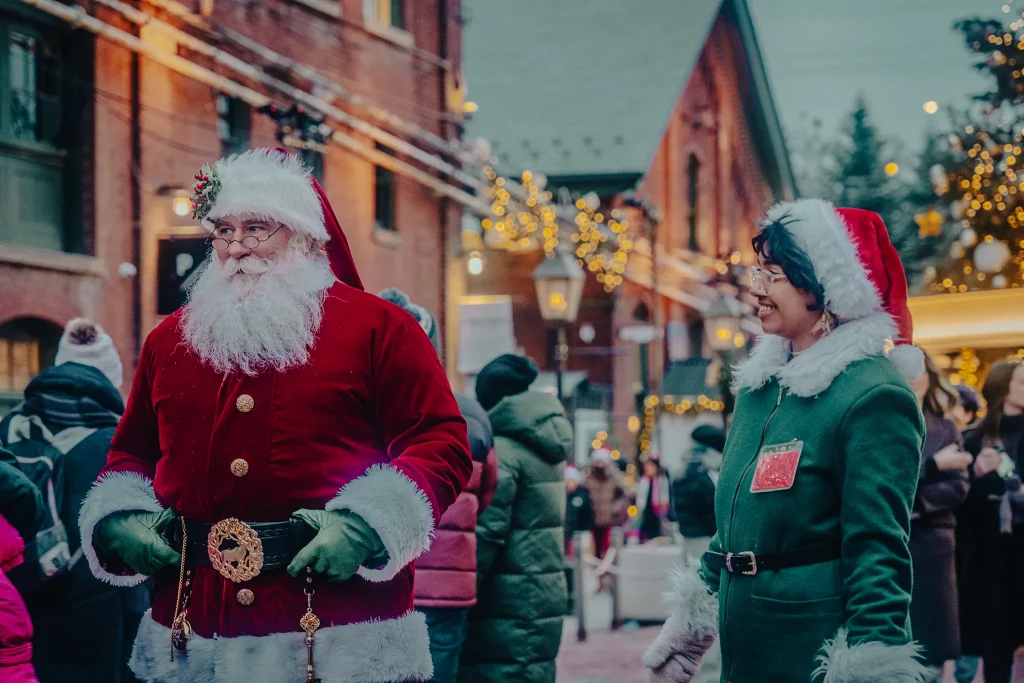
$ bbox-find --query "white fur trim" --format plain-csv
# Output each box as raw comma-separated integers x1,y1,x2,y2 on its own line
665,558,719,637
129,609,432,683
78,472,164,587
734,312,898,398
326,464,435,583
887,345,925,382
813,629,928,683
200,149,327,242
766,199,882,322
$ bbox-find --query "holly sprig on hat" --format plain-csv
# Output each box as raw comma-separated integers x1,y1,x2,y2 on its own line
190,164,221,221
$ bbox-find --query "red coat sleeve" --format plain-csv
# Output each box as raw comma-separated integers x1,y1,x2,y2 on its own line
373,314,472,524
103,334,161,480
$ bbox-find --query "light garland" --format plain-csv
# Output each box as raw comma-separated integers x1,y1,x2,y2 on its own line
571,196,633,292
636,394,725,456
480,167,560,254
949,347,981,387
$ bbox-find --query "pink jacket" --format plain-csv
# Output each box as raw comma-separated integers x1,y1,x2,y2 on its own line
414,393,498,609
0,516,38,683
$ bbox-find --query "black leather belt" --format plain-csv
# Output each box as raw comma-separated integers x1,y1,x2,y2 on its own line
168,519,316,572
703,542,841,576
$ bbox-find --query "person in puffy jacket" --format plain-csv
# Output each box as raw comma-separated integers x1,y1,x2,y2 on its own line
377,289,499,683
1,445,46,683
459,354,571,683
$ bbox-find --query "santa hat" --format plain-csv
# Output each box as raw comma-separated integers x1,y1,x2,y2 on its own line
565,466,584,484
55,318,124,390
190,148,363,289
760,199,924,381
591,447,613,465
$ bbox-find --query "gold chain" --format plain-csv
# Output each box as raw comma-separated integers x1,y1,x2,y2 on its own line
170,518,188,662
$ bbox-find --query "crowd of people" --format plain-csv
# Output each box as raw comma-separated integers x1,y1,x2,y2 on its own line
1,149,1022,683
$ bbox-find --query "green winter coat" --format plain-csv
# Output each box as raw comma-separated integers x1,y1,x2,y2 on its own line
702,318,925,683
459,392,571,683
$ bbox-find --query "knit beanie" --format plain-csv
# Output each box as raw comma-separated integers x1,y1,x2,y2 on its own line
378,288,440,354
55,318,124,390
475,354,539,411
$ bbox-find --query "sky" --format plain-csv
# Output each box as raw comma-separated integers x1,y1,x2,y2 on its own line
749,0,997,158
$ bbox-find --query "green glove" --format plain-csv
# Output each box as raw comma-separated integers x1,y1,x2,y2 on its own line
287,509,388,582
94,507,181,576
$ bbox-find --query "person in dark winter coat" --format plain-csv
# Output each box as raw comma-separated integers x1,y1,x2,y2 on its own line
459,354,571,683
957,359,1024,683
672,426,723,543
377,289,500,683
0,319,147,683
906,351,971,677
564,467,594,554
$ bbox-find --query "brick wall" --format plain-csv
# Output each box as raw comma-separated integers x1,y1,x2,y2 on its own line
0,0,460,392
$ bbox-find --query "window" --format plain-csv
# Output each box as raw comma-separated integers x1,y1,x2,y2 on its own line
364,0,405,29
157,237,212,315
217,95,250,157
374,144,396,231
0,318,61,413
687,154,700,252
0,17,90,253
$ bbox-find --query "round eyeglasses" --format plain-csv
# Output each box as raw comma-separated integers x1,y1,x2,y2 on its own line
749,266,788,294
208,225,284,251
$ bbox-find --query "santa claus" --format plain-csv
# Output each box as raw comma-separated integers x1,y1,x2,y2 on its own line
78,148,472,683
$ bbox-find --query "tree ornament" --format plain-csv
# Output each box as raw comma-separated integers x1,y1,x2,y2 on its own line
993,274,1009,288
974,239,1012,272
960,227,979,247
915,209,944,237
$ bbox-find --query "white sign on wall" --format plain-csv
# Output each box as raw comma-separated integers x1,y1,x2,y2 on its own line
457,295,516,374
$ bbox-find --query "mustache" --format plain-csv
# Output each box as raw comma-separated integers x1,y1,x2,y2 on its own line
221,256,272,276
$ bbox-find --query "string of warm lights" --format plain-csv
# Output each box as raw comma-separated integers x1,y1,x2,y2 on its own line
636,394,725,456
570,195,633,292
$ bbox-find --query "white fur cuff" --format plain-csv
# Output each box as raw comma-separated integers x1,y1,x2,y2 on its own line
665,559,719,636
814,629,928,683
78,472,164,587
327,464,434,583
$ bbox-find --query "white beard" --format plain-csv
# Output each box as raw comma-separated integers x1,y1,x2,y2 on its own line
182,247,335,376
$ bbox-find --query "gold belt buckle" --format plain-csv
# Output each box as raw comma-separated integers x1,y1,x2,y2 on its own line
207,518,264,583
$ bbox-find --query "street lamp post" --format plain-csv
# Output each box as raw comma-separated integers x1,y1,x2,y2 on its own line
533,249,586,404
704,293,746,424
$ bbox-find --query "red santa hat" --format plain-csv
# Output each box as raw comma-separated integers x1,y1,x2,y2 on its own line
190,148,363,289
761,199,924,381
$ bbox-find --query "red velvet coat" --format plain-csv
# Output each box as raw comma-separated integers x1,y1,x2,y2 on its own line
79,282,471,683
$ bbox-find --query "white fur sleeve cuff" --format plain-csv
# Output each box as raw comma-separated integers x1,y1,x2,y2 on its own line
78,472,165,587
814,630,928,683
326,464,434,583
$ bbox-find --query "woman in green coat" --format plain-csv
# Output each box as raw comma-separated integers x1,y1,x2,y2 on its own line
459,354,571,683
644,199,928,683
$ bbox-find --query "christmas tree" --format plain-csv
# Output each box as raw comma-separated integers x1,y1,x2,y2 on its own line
927,16,1024,292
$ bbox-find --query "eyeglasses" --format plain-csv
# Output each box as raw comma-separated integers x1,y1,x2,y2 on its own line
749,266,788,294
209,225,284,251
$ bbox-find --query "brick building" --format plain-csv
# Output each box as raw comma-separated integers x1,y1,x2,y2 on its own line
462,0,796,464
0,0,470,411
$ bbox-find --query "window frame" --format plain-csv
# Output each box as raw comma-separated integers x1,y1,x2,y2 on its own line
217,95,251,157
374,144,397,232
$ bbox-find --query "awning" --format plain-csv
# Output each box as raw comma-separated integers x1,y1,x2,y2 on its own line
909,289,1024,355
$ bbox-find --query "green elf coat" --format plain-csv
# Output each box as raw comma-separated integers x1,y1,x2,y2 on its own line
644,201,929,683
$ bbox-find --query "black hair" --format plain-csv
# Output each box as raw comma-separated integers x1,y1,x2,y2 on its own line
751,214,826,311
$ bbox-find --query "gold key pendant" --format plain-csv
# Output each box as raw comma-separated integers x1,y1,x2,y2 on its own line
301,569,322,683
170,612,192,652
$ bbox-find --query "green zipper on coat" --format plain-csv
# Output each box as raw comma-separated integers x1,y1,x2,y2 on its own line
723,381,784,683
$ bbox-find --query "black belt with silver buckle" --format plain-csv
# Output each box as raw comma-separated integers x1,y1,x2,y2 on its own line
703,542,841,576
168,519,316,573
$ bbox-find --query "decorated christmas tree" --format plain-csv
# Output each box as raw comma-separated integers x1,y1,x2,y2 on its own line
927,16,1024,292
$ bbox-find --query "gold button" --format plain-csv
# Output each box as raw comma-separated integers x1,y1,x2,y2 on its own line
236,588,254,606
230,458,249,478
236,394,254,413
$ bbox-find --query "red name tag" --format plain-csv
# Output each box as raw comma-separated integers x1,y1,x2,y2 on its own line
750,440,804,493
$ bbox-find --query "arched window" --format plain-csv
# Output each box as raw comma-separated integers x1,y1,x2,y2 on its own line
687,154,701,252
0,317,61,398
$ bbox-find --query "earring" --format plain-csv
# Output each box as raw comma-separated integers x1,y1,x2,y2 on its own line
812,310,836,337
